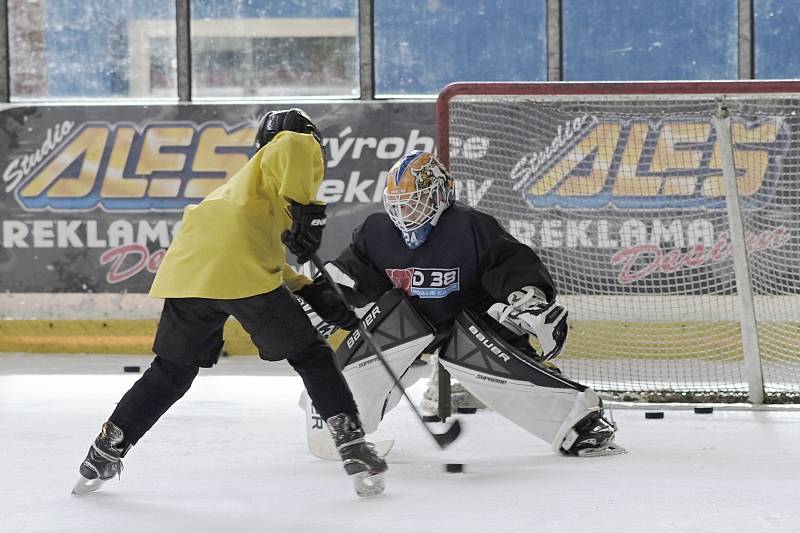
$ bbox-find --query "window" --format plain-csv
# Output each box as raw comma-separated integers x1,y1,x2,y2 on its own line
190,1,358,98
374,0,547,97
754,0,800,79
563,0,737,81
8,0,177,100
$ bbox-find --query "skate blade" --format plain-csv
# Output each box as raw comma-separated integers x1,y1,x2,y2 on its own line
352,471,385,497
311,439,394,462
577,441,627,457
71,475,105,495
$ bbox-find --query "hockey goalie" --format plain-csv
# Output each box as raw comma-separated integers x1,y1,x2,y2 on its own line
298,150,625,459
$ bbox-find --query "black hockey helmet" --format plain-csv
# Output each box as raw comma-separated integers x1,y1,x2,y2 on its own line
254,108,323,150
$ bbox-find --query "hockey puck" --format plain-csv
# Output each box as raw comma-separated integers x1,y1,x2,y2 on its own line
422,414,440,422
445,463,465,473
123,366,141,373
645,411,664,419
457,407,478,414
694,406,714,414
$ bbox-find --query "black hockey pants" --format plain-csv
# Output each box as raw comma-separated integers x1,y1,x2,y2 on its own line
108,286,359,447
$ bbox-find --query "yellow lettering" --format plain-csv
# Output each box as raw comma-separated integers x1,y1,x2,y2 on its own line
529,122,620,196
705,120,780,197
613,122,659,196
653,122,711,196
136,126,194,198
20,126,108,198
101,126,147,198
136,126,194,174
185,125,253,198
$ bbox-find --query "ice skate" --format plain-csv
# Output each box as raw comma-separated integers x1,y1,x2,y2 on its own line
326,413,387,497
559,411,626,457
420,355,487,414
72,421,129,495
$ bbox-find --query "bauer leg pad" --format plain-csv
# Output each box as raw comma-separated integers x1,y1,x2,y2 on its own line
440,312,625,455
332,289,435,433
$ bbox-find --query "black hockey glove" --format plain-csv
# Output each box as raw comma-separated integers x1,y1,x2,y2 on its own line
282,201,327,264
296,277,359,330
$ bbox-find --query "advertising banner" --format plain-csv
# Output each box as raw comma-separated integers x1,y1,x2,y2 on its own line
0,102,438,292
446,97,800,297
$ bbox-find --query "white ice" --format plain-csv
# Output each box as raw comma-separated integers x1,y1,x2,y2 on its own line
1,354,799,533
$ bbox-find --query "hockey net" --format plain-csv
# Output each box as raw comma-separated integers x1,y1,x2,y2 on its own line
437,81,800,403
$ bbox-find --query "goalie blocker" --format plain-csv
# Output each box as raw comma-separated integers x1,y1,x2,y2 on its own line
301,290,625,457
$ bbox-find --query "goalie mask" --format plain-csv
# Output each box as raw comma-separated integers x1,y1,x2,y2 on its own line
383,151,454,249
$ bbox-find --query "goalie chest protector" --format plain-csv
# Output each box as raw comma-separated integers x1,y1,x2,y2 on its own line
351,202,555,331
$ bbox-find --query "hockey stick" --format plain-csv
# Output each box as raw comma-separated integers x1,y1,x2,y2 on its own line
309,253,461,449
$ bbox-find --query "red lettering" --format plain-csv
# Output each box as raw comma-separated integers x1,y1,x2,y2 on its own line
147,249,166,273
709,231,730,262
660,249,684,273
683,244,706,267
100,244,166,284
610,244,661,284
611,227,791,285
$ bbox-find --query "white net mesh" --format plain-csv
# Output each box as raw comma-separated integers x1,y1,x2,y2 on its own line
440,86,800,402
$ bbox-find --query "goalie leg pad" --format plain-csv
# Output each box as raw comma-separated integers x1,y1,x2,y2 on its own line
440,311,590,446
441,312,625,455
334,290,435,433
302,289,434,458
383,358,430,419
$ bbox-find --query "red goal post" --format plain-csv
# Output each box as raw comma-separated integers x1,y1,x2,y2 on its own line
436,81,800,403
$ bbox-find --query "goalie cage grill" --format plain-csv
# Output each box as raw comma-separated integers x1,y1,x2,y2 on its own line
436,81,800,404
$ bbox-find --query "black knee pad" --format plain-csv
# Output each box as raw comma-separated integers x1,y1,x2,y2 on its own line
151,356,199,393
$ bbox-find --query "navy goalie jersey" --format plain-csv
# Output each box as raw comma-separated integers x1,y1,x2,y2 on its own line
331,202,557,333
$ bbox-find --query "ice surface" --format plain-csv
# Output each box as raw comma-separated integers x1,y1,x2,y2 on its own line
1,354,799,533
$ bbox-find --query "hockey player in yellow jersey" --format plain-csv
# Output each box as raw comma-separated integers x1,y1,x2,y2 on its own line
73,109,387,498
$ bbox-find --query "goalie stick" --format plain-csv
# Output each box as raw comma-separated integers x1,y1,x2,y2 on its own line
309,253,462,449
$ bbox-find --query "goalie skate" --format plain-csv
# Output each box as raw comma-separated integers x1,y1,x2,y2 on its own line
560,411,627,457
421,359,487,414
574,441,627,457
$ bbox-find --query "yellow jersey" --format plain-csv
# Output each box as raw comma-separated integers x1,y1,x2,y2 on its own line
149,131,323,299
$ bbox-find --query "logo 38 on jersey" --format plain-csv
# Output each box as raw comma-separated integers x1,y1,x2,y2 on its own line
386,267,460,299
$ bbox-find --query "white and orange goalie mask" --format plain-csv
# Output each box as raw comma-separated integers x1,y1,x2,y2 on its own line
383,151,455,249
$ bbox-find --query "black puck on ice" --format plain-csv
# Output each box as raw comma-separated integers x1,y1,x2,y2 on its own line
694,406,714,414
457,407,478,414
445,463,465,473
645,411,665,419
422,414,440,422
123,366,141,373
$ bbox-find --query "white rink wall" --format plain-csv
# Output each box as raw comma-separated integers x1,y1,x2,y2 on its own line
0,293,162,320
4,293,800,321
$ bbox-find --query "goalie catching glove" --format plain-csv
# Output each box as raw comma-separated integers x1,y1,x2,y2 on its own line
282,201,327,264
487,286,568,360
